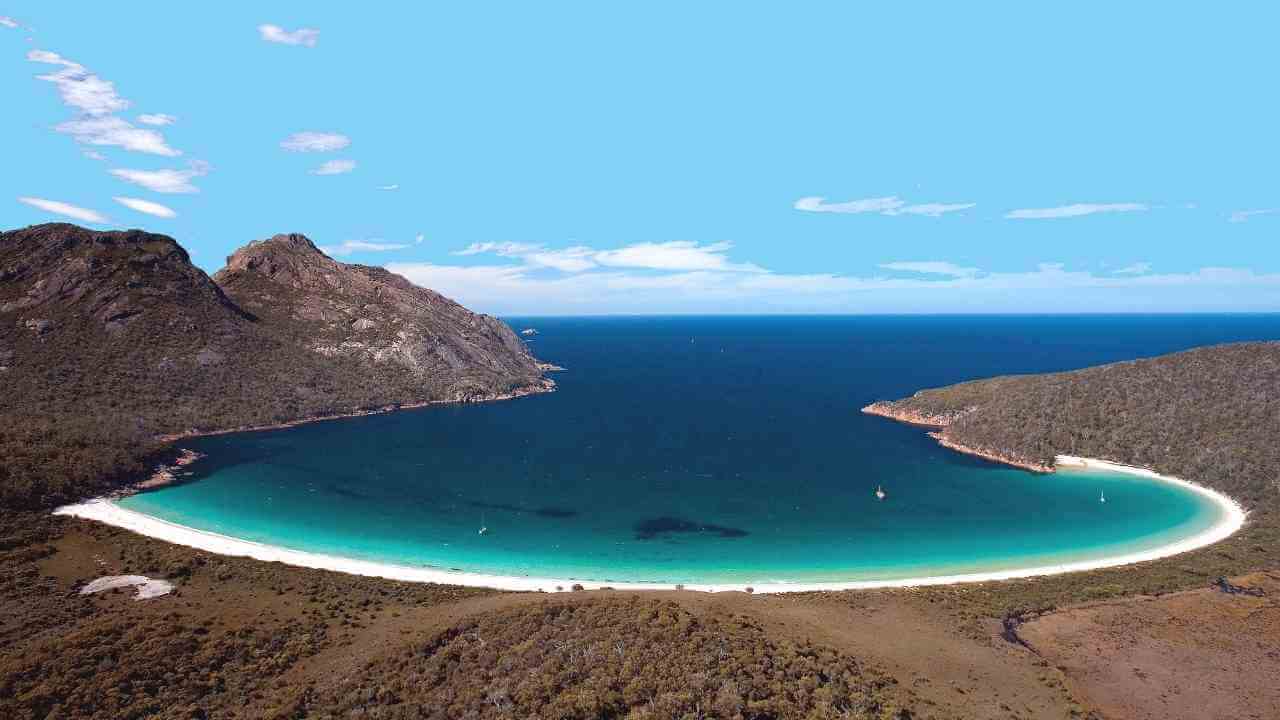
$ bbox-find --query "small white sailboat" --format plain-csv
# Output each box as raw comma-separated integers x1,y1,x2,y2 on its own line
875,485,886,501
479,511,489,535
1099,490,1106,504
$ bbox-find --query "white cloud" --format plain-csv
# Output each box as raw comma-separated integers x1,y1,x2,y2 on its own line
880,261,981,278
891,202,978,217
112,196,176,218
110,161,210,193
1005,203,1148,219
18,196,108,223
28,49,127,116
388,256,1280,315
137,113,176,126
280,131,350,152
378,184,399,191
415,233,425,245
595,241,765,272
28,49,186,159
319,240,411,257
83,151,106,161
1113,262,1151,275
1,16,19,28
794,195,974,217
1228,208,1278,223
258,24,319,47
311,159,356,175
55,116,180,156
454,241,541,257
453,240,765,274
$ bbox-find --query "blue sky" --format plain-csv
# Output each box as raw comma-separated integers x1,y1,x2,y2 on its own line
3,3,1277,314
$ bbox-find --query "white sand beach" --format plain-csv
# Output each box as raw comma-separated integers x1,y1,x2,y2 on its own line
54,455,1247,595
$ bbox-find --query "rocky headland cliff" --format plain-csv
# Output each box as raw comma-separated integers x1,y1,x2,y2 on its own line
214,232,549,402
862,342,1280,507
0,223,552,508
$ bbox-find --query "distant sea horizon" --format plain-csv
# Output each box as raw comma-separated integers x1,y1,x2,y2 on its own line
116,314,1278,586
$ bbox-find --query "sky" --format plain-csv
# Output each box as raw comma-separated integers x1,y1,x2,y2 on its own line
3,3,1278,314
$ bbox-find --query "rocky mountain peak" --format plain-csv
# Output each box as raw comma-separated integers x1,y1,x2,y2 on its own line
218,232,339,290
0,223,245,338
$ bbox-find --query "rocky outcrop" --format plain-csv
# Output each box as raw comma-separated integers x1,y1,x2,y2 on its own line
862,401,1053,473
213,233,546,398
860,401,974,428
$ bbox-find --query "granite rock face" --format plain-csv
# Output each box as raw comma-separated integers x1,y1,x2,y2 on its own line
213,233,546,400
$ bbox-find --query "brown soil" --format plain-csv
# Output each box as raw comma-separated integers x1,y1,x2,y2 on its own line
1018,571,1280,720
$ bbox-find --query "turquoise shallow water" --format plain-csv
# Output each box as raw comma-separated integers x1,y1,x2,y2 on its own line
119,316,1272,584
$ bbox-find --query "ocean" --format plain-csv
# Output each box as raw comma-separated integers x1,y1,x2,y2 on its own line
118,315,1279,585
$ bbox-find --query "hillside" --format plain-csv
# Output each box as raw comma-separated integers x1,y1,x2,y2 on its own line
863,342,1280,507
0,223,550,510
214,233,547,401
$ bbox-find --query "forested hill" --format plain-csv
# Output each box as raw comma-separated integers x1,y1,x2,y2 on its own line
0,223,550,510
864,342,1280,508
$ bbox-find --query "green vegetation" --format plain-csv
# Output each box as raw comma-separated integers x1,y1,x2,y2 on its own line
873,342,1280,507
866,341,1280,626
294,598,906,719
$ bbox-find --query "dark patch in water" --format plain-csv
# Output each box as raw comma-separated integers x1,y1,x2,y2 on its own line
469,500,579,519
634,516,748,540
326,484,370,501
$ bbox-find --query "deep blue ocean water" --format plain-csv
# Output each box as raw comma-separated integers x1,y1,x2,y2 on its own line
120,315,1280,584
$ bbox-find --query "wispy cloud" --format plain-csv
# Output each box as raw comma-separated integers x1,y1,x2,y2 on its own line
311,159,356,175
415,233,425,245
258,24,319,47
880,261,981,278
280,131,350,152
389,251,1280,315
377,184,399,191
1228,208,1278,223
109,161,210,193
112,196,176,218
18,196,108,224
319,239,411,257
136,113,176,126
595,241,765,272
28,49,183,158
454,240,765,274
1005,203,1147,219
55,116,180,156
83,151,106,161
794,196,975,217
1,16,20,29
1113,262,1151,275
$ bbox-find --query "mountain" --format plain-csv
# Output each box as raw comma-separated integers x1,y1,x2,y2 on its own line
214,233,546,401
0,223,550,509
863,342,1280,507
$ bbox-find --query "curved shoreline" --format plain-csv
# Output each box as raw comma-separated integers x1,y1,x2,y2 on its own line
53,454,1247,595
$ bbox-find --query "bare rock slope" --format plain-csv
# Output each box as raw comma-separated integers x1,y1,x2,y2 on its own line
214,233,548,401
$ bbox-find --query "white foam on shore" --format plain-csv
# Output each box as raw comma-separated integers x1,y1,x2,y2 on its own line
54,455,1247,595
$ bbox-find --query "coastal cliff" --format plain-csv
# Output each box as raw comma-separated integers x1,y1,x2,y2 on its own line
862,342,1280,507
0,223,552,509
213,233,548,402
861,401,1054,473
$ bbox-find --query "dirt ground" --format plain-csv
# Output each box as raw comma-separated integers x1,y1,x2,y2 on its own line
1018,572,1280,720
